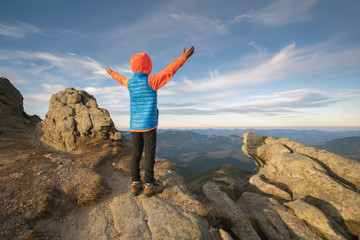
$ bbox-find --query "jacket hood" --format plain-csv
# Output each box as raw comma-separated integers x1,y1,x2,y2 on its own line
130,52,152,75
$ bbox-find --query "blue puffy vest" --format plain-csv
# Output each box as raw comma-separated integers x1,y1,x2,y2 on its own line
128,72,158,131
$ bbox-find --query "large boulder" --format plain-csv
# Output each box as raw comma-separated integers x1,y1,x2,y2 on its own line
242,132,360,238
202,182,261,240
239,192,322,240
37,88,122,151
141,196,210,240
285,199,350,240
0,77,29,128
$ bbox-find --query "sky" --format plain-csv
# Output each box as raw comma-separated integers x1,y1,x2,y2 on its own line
1,0,360,130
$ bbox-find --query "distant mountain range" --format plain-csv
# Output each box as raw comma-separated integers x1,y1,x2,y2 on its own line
123,130,255,177
122,129,360,177
186,164,251,201
315,136,360,161
163,128,360,146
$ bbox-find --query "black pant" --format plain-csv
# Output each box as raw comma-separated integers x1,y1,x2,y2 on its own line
130,129,157,183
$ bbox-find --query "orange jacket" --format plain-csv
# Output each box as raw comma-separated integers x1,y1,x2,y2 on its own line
111,54,187,91
111,53,188,132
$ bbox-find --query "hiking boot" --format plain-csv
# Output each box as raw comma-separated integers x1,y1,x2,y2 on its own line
131,181,143,196
144,182,164,198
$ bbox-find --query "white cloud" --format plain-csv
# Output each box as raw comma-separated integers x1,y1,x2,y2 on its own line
42,83,66,92
171,13,228,35
1,50,107,80
0,66,26,84
234,0,318,26
24,92,53,105
160,42,360,97
248,41,268,57
234,10,256,23
106,10,230,59
114,65,133,76
23,83,66,105
153,40,360,119
55,27,76,36
84,85,127,96
0,21,46,38
83,85,129,108
158,88,353,116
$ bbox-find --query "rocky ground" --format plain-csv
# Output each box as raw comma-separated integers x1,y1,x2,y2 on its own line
0,78,221,240
239,132,360,240
1,77,360,240
1,121,226,240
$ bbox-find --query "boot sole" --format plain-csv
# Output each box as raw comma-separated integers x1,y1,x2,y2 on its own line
145,192,156,198
144,188,164,198
132,191,140,196
131,186,143,196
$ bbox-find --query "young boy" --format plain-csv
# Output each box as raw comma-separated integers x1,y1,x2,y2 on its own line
106,46,194,197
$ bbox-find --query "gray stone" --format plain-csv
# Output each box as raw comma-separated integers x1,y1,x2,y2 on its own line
37,88,122,151
202,182,261,240
142,196,210,240
76,113,93,135
285,199,350,240
0,77,29,128
240,192,322,240
277,137,360,190
219,229,233,240
0,77,23,115
110,194,151,240
242,132,360,237
249,175,291,201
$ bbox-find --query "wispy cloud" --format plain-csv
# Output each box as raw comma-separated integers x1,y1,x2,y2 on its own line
234,0,318,26
0,21,46,38
105,10,230,59
160,42,360,96
151,39,360,120
84,86,128,99
171,12,228,35
159,88,354,116
55,27,77,36
42,83,66,92
0,50,107,80
23,83,65,105
248,41,268,57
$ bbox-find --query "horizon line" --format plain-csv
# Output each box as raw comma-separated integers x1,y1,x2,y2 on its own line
117,126,360,132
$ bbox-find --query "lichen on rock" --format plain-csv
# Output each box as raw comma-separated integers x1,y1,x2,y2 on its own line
36,87,122,151
242,132,360,238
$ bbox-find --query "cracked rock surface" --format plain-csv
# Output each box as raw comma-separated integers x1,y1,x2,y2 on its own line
242,132,360,238
36,87,122,151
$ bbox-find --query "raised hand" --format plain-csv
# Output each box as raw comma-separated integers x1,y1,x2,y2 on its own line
182,46,195,59
106,67,113,76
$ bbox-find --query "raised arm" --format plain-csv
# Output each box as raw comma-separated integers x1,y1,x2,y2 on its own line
106,67,129,89
149,46,194,91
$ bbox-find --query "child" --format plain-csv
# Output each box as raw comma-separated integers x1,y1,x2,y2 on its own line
106,46,194,197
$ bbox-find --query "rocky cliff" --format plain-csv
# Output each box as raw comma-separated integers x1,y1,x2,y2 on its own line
239,132,360,239
0,77,33,128
1,78,360,240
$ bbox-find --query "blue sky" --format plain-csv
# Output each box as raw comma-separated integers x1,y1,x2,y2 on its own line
1,0,360,130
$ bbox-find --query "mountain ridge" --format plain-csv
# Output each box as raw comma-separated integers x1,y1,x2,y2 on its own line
124,130,256,177
157,128,360,146
315,136,360,161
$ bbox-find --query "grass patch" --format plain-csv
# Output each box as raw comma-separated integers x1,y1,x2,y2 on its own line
23,230,43,240
76,173,108,205
26,193,53,220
